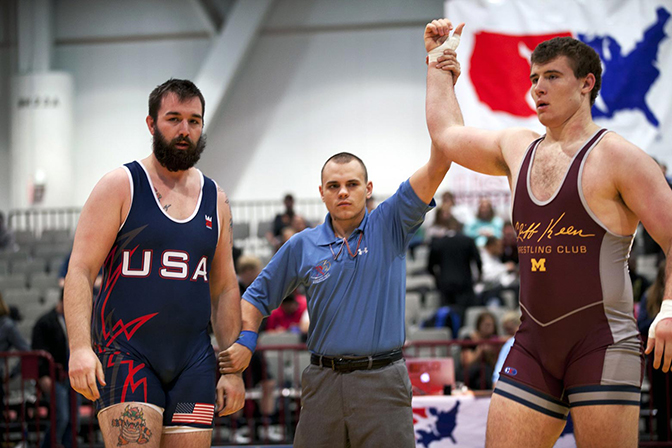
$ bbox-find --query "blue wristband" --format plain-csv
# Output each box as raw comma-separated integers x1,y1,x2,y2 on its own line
235,330,258,353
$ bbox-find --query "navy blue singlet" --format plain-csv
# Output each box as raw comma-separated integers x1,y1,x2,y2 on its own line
93,161,219,383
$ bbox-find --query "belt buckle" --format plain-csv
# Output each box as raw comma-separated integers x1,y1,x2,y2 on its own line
332,357,345,371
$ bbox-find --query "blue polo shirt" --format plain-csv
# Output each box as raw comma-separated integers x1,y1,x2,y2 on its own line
243,179,435,356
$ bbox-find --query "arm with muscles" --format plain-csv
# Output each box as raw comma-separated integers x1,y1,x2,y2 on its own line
218,301,265,375
65,169,129,400
219,241,302,375
614,142,672,372
209,190,245,416
424,18,534,179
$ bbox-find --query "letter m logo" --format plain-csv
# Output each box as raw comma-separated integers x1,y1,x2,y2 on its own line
531,258,546,272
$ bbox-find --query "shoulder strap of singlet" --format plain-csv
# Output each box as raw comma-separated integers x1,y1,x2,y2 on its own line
200,173,221,245
573,128,609,163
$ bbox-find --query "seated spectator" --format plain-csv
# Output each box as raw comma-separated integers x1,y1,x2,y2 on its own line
32,290,79,448
426,191,464,240
0,212,16,252
638,260,666,337
478,236,518,307
274,194,297,236
492,311,521,385
233,254,278,442
0,293,30,408
499,221,518,265
266,193,308,251
465,198,504,247
637,260,670,442
428,217,481,320
420,306,462,339
628,256,651,305
266,291,307,334
290,215,308,233
461,311,499,390
237,255,263,294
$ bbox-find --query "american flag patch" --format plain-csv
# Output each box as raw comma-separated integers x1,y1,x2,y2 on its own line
171,403,214,425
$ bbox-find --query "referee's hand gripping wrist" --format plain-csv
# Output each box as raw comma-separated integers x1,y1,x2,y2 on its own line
218,331,257,374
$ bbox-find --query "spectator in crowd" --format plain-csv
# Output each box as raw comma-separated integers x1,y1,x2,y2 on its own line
499,221,518,266
426,192,458,240
478,236,518,307
461,311,499,390
629,256,651,305
266,194,309,251
274,194,297,237
492,311,521,385
427,216,481,320
234,254,278,443
9,306,23,324
237,255,263,296
464,198,504,247
420,306,462,339
265,291,307,334
0,293,30,407
290,215,308,233
32,290,79,448
0,212,16,252
638,260,666,338
637,260,671,442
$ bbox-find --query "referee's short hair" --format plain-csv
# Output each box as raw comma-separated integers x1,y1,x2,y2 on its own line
321,152,368,183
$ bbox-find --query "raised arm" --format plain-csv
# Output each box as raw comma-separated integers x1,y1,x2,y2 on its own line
65,168,129,401
424,18,536,179
209,187,245,416
613,141,672,372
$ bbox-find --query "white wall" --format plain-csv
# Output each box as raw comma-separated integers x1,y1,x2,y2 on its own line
204,0,445,200
0,0,15,214
0,49,10,214
2,0,670,210
49,0,444,205
53,0,213,205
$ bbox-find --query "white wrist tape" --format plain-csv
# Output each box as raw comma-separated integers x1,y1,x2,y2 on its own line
648,300,672,339
428,34,461,64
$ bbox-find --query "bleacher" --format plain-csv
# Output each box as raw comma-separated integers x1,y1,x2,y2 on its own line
0,228,71,340
2,203,670,447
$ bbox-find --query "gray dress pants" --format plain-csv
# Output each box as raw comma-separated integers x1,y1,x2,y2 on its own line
294,359,415,448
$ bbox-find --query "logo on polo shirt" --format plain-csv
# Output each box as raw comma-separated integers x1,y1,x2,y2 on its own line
310,259,332,284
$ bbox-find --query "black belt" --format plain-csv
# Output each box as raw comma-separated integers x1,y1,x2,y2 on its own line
311,349,403,373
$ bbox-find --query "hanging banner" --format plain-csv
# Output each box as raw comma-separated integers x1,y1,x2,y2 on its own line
412,395,576,447
442,0,672,189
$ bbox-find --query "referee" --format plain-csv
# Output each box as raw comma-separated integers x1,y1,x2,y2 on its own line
220,141,456,445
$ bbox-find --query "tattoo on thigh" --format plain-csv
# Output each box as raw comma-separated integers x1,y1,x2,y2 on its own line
110,405,153,445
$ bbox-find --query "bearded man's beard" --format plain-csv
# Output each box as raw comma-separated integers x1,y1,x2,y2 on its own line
152,126,206,172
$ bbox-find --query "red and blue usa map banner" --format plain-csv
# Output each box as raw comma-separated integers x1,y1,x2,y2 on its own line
442,0,672,192
413,395,576,447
